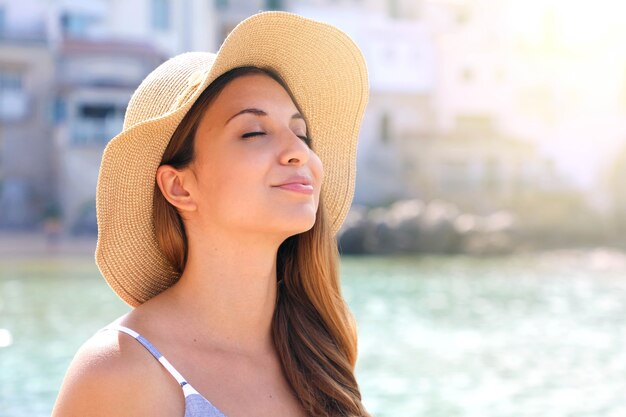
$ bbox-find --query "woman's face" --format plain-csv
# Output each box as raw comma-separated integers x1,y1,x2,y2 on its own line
187,73,323,239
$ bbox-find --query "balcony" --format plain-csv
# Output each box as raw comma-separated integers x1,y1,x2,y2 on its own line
69,117,122,147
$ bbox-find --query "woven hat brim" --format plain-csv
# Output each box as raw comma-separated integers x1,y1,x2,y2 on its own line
95,11,369,307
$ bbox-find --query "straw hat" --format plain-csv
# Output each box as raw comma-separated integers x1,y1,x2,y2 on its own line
95,11,369,307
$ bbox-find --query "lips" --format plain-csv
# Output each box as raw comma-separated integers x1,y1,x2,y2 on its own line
273,175,314,195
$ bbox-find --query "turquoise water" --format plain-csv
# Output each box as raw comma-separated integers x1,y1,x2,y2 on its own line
1,252,626,416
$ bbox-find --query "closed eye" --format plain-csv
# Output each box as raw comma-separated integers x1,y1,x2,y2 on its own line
298,135,311,148
242,131,311,147
241,131,266,138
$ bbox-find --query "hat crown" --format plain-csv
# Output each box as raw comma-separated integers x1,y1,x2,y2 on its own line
123,52,215,130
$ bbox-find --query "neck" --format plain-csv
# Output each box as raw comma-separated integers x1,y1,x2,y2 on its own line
166,230,284,356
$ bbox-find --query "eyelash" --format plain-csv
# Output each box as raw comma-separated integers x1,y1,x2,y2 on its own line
242,131,311,145
241,131,265,138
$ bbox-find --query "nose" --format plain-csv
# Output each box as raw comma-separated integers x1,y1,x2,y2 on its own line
278,129,310,166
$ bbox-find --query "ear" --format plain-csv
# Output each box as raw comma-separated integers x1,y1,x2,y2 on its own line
155,164,198,213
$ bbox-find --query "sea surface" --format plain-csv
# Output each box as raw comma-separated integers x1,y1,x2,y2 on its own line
1,250,626,417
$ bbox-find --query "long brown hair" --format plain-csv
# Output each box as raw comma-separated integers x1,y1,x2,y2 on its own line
153,66,370,416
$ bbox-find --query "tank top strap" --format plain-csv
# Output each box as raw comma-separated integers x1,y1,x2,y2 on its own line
99,324,188,388
98,323,228,416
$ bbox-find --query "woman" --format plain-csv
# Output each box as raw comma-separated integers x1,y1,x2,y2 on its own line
52,11,369,417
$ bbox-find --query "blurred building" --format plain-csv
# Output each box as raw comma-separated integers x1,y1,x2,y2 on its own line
403,117,562,213
354,15,437,206
0,0,216,231
1,0,615,233
429,0,626,212
212,0,266,42
0,0,54,228
43,0,216,56
292,2,567,210
289,6,437,206
412,0,566,212
424,0,512,134
53,39,163,234
51,0,216,231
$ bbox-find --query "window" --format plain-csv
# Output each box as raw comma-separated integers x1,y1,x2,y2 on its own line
388,0,399,19
495,68,505,83
52,96,67,124
152,0,170,31
0,7,5,36
455,114,493,132
266,0,283,11
71,103,125,146
456,7,470,25
461,67,474,83
380,112,391,144
0,70,27,121
61,13,97,37
483,157,499,192
215,0,228,10
622,69,626,113
0,71,22,91
441,159,469,192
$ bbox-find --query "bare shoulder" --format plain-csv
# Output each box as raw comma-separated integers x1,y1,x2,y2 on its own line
51,328,184,417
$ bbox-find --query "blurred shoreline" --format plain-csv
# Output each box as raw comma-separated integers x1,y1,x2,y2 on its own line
1,231,625,265
0,231,96,259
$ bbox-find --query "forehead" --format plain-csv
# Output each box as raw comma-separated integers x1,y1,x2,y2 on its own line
210,73,299,117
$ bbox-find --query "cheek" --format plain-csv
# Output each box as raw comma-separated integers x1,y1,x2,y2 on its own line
211,164,255,195
311,152,324,186
200,157,267,207
309,153,324,209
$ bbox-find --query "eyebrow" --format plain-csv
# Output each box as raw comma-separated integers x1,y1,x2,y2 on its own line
224,108,304,125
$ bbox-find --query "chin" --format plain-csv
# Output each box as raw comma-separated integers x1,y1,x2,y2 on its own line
256,204,318,238
288,218,317,235
277,213,317,238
